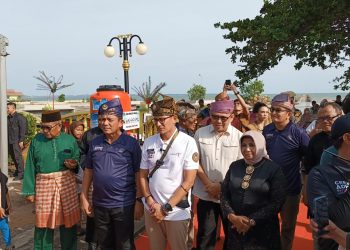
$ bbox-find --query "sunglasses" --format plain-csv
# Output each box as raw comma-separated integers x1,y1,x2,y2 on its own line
211,114,231,122
41,123,60,131
270,107,289,113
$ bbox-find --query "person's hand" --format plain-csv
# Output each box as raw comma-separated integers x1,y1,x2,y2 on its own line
19,142,24,150
64,159,78,169
205,182,221,199
26,195,35,203
80,194,93,217
150,203,165,223
0,208,6,218
228,214,250,235
230,82,238,93
310,219,347,247
134,201,144,220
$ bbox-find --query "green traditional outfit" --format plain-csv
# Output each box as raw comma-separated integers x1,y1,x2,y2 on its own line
22,132,80,250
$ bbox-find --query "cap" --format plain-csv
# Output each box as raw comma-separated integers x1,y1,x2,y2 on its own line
42,110,61,123
98,98,123,117
331,113,350,139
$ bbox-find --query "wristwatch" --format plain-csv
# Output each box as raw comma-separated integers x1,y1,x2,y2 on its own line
249,218,256,226
161,203,173,215
234,91,240,95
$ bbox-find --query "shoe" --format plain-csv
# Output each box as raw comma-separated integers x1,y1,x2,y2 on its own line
88,243,97,250
13,176,23,181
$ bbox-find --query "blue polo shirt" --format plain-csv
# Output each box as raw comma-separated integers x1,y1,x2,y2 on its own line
85,133,141,208
263,122,309,195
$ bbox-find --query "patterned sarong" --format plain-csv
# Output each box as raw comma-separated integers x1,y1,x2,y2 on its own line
35,170,80,229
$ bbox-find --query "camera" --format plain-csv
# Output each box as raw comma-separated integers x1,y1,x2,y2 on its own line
225,79,232,86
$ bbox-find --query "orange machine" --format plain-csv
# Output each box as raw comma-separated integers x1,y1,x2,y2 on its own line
90,85,131,128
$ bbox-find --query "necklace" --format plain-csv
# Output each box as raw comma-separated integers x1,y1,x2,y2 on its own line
241,160,265,189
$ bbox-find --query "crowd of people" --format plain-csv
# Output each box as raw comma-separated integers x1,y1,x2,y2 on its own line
3,83,350,250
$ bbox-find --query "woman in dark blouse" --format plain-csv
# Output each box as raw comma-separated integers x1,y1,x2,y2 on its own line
221,130,287,250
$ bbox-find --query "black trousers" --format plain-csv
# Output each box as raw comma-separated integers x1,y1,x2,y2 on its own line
94,205,135,250
8,143,24,178
196,199,228,250
85,215,97,244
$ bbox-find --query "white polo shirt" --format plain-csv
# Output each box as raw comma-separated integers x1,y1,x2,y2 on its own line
141,130,199,221
193,124,243,203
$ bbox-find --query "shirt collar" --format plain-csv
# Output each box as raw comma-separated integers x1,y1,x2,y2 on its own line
209,124,233,136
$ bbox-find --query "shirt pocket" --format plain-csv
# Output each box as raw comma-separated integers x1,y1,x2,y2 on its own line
221,141,240,160
198,138,214,153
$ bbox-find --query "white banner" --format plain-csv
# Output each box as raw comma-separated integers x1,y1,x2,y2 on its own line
123,111,140,130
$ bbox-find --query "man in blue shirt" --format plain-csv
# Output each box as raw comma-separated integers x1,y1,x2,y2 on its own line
81,98,142,250
263,93,310,250
308,113,350,250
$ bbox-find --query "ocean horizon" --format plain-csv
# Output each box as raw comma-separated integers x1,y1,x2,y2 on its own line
24,92,347,104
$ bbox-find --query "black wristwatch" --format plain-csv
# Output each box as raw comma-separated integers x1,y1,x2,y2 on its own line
136,197,143,204
161,203,173,215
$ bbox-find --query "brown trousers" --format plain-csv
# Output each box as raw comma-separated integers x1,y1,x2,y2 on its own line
144,209,191,250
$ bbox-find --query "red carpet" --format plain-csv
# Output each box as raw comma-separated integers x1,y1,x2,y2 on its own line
135,202,313,250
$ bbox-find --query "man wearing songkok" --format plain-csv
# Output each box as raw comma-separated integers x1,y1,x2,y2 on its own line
139,95,199,250
81,98,142,250
193,99,243,250
263,93,309,250
22,110,81,249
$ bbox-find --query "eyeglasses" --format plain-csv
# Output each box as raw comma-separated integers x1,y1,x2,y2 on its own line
271,107,289,113
41,123,60,131
317,114,340,122
211,114,231,122
153,116,172,125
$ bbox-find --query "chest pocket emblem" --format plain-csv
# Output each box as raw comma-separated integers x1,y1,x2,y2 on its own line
147,149,155,159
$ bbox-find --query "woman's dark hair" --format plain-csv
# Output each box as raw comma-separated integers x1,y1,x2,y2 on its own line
252,102,268,114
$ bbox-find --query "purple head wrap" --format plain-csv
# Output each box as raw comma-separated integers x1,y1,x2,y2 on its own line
210,100,234,114
271,93,293,111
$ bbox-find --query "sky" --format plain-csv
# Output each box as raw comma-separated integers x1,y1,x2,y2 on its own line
1,0,348,96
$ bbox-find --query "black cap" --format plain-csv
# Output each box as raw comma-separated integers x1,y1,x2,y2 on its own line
331,113,350,139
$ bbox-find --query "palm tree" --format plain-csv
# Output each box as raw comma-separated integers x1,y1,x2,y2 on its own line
34,71,74,110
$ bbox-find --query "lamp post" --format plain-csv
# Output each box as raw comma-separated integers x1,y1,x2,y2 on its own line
104,34,147,93
0,34,9,176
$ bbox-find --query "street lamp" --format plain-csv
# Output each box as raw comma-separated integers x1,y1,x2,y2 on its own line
104,34,147,93
0,34,9,176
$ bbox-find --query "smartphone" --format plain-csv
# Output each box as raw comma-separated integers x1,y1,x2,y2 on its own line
225,79,232,86
313,196,329,236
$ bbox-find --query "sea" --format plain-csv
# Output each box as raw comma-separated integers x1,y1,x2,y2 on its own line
25,92,347,104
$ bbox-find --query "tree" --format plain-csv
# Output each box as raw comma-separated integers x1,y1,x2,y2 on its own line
187,84,206,101
240,80,264,101
239,80,270,105
34,71,74,109
214,0,350,90
57,93,65,102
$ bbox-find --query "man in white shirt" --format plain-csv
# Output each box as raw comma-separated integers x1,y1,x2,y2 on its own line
139,95,199,250
193,99,243,250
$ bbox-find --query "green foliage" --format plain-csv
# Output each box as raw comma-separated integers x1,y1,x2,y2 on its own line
240,80,264,101
20,112,38,146
57,93,65,102
187,84,206,101
215,0,350,90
